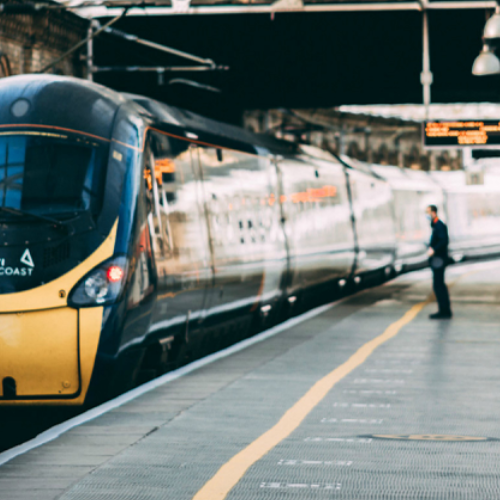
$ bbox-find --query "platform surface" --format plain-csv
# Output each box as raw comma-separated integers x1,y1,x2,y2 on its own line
2,260,500,500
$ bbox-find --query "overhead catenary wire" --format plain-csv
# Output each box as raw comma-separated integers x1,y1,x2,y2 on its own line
38,10,128,74
99,25,216,66
94,65,228,72
89,23,228,76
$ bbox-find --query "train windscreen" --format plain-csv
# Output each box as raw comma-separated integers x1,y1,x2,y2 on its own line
0,132,108,218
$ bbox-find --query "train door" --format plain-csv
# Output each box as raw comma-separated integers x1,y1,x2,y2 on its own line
307,158,356,285
277,156,355,297
146,132,212,355
275,158,312,297
347,167,396,277
274,158,293,296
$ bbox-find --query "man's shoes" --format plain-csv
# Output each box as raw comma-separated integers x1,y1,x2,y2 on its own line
429,312,452,320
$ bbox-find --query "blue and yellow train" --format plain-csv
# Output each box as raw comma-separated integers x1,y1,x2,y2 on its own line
1,75,499,406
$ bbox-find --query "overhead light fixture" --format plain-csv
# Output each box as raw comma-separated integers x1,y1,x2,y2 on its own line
484,6,500,39
472,44,500,76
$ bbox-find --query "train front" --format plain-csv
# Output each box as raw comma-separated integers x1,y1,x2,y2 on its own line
0,75,145,406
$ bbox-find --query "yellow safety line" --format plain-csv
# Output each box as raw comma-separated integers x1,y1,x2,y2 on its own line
192,298,430,500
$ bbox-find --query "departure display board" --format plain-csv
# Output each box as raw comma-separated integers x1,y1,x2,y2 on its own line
424,120,500,148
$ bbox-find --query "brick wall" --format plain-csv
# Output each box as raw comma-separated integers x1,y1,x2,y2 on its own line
0,2,89,78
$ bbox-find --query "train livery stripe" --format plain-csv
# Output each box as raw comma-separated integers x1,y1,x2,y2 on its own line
0,124,144,152
0,123,112,144
191,299,430,500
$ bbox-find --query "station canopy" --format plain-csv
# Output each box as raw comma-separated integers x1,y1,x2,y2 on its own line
336,103,500,123
73,0,498,18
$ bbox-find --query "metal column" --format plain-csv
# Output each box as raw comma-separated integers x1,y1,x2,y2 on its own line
421,9,433,119
86,22,94,81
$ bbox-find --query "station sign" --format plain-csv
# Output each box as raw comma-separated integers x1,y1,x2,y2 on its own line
424,120,500,148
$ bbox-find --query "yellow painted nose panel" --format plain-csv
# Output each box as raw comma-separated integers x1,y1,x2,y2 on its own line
0,308,79,397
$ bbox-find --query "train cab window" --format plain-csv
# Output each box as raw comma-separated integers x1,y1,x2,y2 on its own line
0,133,107,217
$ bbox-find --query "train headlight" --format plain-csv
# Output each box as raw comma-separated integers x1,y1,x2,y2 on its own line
69,256,128,307
84,271,109,301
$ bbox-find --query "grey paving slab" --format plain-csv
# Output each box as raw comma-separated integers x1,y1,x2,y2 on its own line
1,490,66,500
0,465,94,479
2,261,500,500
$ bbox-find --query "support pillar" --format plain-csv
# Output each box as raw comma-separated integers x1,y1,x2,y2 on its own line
421,9,433,120
86,22,94,81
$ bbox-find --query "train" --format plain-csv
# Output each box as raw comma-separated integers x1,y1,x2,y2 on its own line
1,75,500,407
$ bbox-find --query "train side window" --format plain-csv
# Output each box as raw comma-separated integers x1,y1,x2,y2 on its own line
144,144,162,220
144,137,176,259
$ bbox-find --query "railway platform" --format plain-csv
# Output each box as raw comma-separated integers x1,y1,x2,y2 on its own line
1,260,500,500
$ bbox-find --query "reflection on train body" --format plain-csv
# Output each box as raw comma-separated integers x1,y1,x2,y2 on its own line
148,136,212,356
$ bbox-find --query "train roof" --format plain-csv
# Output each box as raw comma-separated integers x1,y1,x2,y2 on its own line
370,164,441,192
0,75,132,141
340,156,387,180
125,93,298,156
0,75,317,159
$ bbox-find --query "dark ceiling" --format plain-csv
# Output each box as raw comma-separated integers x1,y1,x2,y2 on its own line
93,9,498,124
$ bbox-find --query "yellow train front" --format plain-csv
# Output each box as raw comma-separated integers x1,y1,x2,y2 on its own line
0,75,159,406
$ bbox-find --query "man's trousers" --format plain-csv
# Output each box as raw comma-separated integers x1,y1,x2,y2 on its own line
431,261,451,315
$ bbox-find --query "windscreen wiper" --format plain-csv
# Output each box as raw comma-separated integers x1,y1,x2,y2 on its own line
0,206,68,231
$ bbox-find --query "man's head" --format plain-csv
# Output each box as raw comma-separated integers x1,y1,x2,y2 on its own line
426,205,438,219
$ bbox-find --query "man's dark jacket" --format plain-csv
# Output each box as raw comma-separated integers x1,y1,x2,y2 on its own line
430,218,449,259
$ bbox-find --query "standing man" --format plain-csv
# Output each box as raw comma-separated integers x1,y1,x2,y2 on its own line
426,205,452,319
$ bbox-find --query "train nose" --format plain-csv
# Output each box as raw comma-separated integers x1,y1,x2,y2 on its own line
0,308,80,399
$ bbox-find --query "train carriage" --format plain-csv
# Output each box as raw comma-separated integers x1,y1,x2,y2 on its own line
341,157,397,283
430,170,500,262
2,74,498,408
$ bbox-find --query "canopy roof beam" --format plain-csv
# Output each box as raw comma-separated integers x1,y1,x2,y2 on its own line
76,0,497,18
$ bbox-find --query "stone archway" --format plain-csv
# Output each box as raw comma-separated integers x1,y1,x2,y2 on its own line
0,53,11,78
